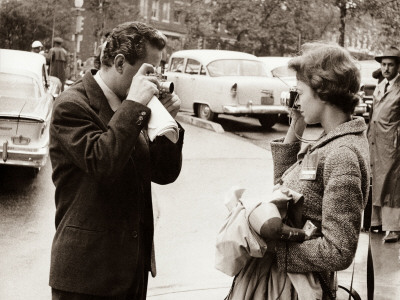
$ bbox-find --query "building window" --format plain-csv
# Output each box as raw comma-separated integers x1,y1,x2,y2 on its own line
140,0,148,17
173,10,181,23
162,2,170,22
152,0,160,20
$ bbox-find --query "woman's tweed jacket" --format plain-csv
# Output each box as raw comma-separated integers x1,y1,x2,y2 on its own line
270,117,370,299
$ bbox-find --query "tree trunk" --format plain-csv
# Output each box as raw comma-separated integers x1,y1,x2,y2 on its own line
338,0,347,47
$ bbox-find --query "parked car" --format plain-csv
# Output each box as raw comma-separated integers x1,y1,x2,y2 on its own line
0,49,56,176
257,56,296,99
164,50,290,129
354,60,380,119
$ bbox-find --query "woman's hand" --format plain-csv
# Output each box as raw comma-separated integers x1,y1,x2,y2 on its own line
284,108,306,143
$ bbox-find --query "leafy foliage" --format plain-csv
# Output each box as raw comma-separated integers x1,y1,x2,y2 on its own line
84,0,143,40
0,0,73,51
1,0,399,56
179,0,398,55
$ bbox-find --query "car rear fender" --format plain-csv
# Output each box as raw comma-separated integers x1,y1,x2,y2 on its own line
0,117,48,148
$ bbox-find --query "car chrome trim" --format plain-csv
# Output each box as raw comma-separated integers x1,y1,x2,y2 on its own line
0,114,45,123
223,105,288,114
0,150,48,167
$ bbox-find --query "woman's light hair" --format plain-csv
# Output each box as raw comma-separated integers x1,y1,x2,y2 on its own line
289,42,361,114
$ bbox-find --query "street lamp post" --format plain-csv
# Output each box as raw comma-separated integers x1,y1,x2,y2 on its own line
73,0,84,80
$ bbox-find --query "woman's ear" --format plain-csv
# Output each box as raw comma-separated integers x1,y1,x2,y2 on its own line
114,54,125,74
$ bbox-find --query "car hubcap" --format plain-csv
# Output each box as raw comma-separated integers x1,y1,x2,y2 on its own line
201,105,210,118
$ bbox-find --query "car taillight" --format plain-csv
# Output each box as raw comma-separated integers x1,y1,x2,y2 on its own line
230,83,237,97
12,135,31,145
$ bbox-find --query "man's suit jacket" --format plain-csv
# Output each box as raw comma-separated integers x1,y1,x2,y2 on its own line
49,70,184,296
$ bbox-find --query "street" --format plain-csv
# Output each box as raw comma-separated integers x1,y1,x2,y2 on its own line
0,164,55,299
0,115,399,299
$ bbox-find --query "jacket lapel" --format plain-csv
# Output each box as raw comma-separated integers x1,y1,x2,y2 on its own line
82,70,115,130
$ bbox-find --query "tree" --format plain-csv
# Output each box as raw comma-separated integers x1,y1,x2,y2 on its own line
176,0,216,49
0,0,73,51
365,0,400,50
84,0,143,47
186,0,335,56
177,0,399,55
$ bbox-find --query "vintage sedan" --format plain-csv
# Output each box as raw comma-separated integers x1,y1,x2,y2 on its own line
0,49,55,175
354,60,380,119
164,50,290,129
257,56,296,100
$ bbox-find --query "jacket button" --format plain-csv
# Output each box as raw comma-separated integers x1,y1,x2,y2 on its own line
136,120,142,125
141,111,146,115
138,116,144,121
132,231,138,238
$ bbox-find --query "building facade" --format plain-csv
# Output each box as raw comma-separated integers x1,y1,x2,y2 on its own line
78,0,188,64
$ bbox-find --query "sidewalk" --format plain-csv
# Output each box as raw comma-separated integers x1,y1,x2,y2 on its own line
148,121,400,299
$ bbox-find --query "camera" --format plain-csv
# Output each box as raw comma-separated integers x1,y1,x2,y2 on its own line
148,73,174,94
280,87,299,109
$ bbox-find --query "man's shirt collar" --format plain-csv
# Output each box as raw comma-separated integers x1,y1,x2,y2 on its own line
384,73,399,88
94,71,121,112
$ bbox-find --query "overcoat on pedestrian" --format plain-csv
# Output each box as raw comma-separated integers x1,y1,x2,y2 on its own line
368,76,400,208
270,117,370,299
48,46,67,85
49,70,184,296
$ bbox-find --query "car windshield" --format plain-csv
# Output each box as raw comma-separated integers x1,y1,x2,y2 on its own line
0,73,40,99
271,66,296,78
207,59,268,77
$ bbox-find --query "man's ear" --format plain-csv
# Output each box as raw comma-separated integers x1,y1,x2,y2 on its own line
114,54,125,74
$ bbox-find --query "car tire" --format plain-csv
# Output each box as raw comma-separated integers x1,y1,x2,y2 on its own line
258,115,278,130
197,104,217,121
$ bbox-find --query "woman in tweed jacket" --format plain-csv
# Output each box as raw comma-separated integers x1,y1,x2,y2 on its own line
267,43,370,299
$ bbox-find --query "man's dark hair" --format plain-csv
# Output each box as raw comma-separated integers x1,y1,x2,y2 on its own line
101,22,167,68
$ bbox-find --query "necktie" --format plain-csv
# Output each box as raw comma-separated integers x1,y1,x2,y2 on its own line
384,82,390,93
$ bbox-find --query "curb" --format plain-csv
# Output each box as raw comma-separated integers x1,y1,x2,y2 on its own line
176,114,225,133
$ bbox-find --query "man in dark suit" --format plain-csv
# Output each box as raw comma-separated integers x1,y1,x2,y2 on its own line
49,22,184,299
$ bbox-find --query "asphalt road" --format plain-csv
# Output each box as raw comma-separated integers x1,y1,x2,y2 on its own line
0,163,55,299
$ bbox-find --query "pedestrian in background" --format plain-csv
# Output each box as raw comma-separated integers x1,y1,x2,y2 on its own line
49,21,184,300
31,40,44,54
48,37,67,91
368,46,400,242
228,42,370,299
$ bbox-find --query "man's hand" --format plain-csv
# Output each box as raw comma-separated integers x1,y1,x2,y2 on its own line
126,63,159,106
159,92,181,119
